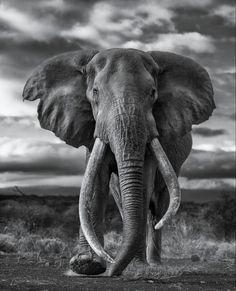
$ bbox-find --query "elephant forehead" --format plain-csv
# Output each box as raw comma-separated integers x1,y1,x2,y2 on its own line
92,49,146,71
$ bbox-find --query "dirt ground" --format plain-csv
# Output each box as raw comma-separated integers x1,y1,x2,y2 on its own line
0,255,235,291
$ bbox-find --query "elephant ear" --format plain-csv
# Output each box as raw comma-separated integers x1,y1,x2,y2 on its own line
149,51,215,138
23,50,98,148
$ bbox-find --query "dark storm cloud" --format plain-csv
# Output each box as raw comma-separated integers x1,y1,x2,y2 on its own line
0,159,83,175
0,0,234,111
181,149,236,179
172,6,235,39
0,138,86,175
192,127,227,137
0,37,83,79
0,0,101,78
0,0,233,76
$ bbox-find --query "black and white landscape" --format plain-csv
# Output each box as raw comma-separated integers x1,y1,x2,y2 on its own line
0,0,235,290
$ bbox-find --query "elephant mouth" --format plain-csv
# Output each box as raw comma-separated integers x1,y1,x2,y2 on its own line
79,136,181,274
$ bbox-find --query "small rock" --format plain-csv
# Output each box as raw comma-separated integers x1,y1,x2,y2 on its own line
191,255,200,262
45,262,50,267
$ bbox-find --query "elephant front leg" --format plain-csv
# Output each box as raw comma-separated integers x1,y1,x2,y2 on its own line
147,180,169,265
70,171,109,275
147,212,162,264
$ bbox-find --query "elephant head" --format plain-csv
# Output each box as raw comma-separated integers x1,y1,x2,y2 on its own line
23,48,215,275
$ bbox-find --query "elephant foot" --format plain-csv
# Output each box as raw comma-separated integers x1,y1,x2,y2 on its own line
69,252,106,275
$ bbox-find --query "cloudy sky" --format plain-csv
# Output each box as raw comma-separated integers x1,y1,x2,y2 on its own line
0,0,235,194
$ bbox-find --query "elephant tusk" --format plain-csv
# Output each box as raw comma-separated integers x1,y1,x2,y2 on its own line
79,138,115,263
150,138,181,230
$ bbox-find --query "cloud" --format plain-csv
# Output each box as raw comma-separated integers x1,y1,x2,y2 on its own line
0,116,39,128
0,78,35,116
192,127,227,137
0,137,86,175
0,3,57,41
0,172,83,188
179,177,235,190
213,107,236,120
215,66,236,74
162,0,213,8
0,0,235,193
38,0,68,12
61,1,176,48
229,112,236,120
193,143,236,152
122,32,215,54
0,38,82,80
181,149,236,179
212,5,235,26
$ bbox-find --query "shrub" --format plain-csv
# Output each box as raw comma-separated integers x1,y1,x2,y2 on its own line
35,238,67,256
18,235,69,257
204,193,236,241
0,233,16,253
18,235,41,254
0,200,58,231
61,205,79,237
1,196,235,262
24,204,59,231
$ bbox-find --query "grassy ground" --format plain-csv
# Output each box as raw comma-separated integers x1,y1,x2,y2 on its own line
0,255,235,290
0,194,235,280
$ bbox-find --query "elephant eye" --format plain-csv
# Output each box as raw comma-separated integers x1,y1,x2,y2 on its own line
93,88,99,96
150,88,157,102
92,88,99,104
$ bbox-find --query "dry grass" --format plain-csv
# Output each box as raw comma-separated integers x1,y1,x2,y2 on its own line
0,196,235,271
162,217,236,261
103,217,236,263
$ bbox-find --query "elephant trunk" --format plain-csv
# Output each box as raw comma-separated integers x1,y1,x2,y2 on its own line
108,111,147,276
108,161,144,276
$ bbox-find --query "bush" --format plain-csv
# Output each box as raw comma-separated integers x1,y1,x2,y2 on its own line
0,234,17,253
162,214,236,261
0,196,235,262
0,200,58,231
204,193,236,241
61,205,79,237
18,235,41,254
35,238,67,256
18,235,68,257
24,204,58,231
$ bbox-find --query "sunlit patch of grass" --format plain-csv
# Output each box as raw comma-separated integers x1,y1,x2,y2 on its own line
0,233,17,253
18,236,69,258
0,227,70,261
214,241,236,259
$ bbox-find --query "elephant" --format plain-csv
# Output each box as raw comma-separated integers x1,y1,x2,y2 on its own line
22,48,215,276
